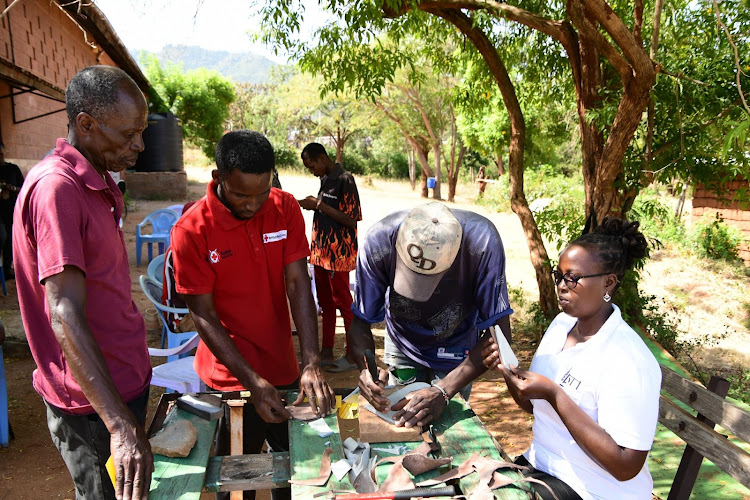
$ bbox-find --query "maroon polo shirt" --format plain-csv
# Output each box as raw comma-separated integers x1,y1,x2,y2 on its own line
13,138,151,415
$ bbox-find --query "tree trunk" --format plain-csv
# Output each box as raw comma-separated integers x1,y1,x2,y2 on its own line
414,145,433,198
432,144,442,200
495,154,505,177
431,8,559,316
447,145,465,202
406,140,416,190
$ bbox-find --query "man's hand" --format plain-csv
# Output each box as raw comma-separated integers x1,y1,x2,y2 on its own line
250,377,292,423
358,367,390,412
481,335,501,371
391,386,447,428
502,365,559,402
110,419,153,500
298,196,319,211
293,364,335,417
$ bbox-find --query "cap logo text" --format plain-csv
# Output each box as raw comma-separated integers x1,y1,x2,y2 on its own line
407,243,437,271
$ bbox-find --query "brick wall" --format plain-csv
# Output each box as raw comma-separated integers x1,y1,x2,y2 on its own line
0,0,121,169
124,171,188,201
692,178,750,264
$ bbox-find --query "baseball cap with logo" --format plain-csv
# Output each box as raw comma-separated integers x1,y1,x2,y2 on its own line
393,202,463,302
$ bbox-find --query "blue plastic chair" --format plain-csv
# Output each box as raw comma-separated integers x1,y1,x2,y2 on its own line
0,346,9,446
135,209,179,265
139,275,196,359
147,253,166,288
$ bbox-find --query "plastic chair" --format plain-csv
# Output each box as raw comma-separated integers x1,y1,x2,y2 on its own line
135,209,179,265
0,346,9,446
148,333,204,394
147,253,166,288
139,275,196,356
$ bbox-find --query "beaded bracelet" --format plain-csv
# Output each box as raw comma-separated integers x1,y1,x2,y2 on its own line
316,199,322,211
431,382,450,405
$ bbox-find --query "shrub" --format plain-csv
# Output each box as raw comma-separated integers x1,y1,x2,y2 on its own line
628,196,686,247
689,214,742,263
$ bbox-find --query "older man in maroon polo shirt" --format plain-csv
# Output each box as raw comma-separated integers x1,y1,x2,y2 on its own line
13,66,152,500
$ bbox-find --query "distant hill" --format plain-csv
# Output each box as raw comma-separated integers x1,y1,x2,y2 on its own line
130,44,279,84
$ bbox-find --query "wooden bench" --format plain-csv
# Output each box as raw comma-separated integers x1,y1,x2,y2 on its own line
658,364,750,499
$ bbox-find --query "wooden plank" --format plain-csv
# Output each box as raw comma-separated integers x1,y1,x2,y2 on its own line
668,375,730,500
660,365,750,445
149,406,219,500
358,393,422,443
288,391,348,498
204,452,291,492
659,395,750,489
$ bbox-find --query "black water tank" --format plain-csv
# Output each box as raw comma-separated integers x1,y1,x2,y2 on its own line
134,112,184,172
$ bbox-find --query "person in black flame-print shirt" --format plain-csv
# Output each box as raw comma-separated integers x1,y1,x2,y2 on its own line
298,143,362,372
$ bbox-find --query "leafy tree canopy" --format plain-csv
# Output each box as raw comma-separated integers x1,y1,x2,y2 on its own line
142,54,236,160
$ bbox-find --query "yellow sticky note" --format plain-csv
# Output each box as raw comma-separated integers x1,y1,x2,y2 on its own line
105,455,116,488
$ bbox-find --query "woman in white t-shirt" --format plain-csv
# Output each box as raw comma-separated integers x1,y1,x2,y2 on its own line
484,217,661,500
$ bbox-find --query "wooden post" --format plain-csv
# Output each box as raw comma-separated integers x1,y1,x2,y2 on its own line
227,399,246,500
667,376,730,500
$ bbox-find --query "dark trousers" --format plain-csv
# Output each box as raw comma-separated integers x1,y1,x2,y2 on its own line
514,455,583,500
213,381,297,500
0,220,11,275
45,388,150,500
314,266,353,353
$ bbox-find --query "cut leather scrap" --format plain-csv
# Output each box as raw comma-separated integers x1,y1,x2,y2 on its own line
415,452,481,487
472,456,558,500
289,447,333,486
353,456,378,493
374,452,452,477
285,405,320,421
378,462,415,492
487,471,561,500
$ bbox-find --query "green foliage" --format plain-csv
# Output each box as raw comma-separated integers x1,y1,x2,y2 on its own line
628,195,687,247
727,369,750,404
273,141,300,170
689,214,743,262
142,55,236,160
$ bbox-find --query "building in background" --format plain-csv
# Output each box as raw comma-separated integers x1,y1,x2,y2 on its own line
0,0,149,172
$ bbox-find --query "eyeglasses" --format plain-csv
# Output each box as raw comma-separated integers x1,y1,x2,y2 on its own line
551,269,610,289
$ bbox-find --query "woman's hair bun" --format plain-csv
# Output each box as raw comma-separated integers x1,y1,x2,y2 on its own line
593,217,648,269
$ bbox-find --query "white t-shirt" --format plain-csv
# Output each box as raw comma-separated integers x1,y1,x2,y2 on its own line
524,305,661,500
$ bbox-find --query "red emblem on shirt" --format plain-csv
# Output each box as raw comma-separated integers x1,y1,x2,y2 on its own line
209,249,220,264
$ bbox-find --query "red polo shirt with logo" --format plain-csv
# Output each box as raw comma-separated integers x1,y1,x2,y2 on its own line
170,180,310,389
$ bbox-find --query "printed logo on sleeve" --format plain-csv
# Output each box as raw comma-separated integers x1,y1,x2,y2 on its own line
263,230,288,243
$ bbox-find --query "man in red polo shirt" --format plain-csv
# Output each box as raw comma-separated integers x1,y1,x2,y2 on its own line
171,130,334,500
13,66,152,500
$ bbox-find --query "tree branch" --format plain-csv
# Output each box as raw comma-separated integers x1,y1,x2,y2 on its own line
580,0,654,79
712,0,750,115
567,0,632,82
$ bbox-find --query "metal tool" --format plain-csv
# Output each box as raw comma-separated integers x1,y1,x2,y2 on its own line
364,349,378,382
335,485,456,499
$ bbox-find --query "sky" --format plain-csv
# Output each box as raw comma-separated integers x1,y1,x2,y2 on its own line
93,0,327,63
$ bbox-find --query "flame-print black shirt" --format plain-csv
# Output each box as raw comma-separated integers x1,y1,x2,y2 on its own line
310,164,362,272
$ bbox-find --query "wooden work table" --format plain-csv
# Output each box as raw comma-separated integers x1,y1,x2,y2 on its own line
149,391,532,499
